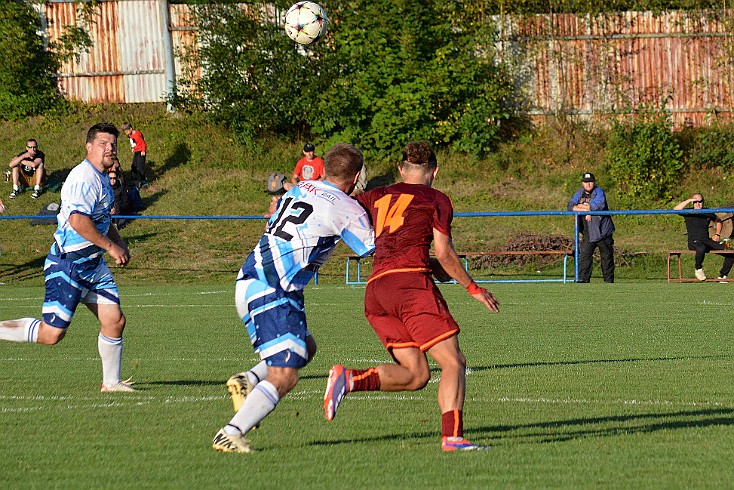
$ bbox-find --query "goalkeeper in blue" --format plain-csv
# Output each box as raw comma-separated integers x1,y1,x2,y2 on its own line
212,143,375,453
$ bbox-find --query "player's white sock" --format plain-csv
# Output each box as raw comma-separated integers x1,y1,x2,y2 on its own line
246,360,269,387
13,184,19,191
224,380,280,435
34,185,40,191
0,318,41,342
98,334,123,387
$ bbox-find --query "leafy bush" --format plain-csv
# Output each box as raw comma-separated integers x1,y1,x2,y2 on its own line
687,122,734,170
606,109,684,202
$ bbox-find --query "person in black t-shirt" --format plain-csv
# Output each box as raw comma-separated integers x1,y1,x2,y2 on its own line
674,193,733,281
8,138,46,199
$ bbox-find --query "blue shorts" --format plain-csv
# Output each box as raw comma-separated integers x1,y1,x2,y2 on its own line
42,255,120,329
235,278,311,369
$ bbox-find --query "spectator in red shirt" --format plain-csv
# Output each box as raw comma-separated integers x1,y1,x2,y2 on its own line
290,143,325,186
121,122,149,188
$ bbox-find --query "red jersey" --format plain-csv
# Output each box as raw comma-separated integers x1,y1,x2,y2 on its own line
129,129,146,153
293,156,325,181
357,182,453,281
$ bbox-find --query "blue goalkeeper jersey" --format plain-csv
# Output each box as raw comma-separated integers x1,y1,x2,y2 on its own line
238,180,375,291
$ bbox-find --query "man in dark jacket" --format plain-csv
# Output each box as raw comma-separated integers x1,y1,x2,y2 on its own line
567,172,615,283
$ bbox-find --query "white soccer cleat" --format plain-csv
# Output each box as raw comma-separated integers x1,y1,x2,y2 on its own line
100,377,136,392
212,429,252,454
694,268,707,281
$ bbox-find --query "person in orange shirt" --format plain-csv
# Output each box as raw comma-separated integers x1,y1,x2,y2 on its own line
291,143,324,186
121,122,149,188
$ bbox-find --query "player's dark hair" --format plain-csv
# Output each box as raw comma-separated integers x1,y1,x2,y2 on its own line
402,141,437,170
87,122,119,144
324,143,364,182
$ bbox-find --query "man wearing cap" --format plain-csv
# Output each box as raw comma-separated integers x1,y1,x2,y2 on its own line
291,143,325,186
567,172,616,283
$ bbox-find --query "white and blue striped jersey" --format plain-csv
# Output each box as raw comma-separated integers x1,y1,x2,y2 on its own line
50,159,114,263
239,179,375,291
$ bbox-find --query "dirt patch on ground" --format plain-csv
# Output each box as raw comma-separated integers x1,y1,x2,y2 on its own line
473,233,573,268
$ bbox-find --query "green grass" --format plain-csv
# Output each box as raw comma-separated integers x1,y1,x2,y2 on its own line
1,283,733,488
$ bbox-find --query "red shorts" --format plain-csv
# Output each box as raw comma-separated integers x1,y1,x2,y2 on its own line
364,271,459,354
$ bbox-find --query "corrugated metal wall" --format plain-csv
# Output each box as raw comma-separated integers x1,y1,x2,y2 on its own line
42,3,734,127
498,10,734,126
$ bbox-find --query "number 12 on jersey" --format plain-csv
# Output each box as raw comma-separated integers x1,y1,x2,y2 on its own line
373,193,414,237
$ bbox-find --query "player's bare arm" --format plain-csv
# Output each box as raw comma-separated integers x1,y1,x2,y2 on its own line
68,213,130,266
433,228,500,313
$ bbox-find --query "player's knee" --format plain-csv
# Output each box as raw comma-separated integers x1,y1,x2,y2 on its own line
37,324,67,345
408,365,431,390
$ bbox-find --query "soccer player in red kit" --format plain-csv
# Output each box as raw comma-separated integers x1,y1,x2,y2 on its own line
323,141,500,451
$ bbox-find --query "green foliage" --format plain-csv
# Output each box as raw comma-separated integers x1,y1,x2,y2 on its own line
175,0,518,156
607,109,684,203
687,121,734,170
0,0,62,119
173,2,329,145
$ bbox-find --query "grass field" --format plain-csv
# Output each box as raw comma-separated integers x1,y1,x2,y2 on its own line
1,282,733,489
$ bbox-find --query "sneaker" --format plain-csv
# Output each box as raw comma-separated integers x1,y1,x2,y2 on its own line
212,429,252,453
226,372,255,413
717,275,728,283
324,364,349,421
9,189,19,199
140,181,150,189
31,189,41,199
694,268,707,281
100,377,136,392
441,436,491,452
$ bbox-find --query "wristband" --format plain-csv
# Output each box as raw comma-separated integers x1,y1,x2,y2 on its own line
466,281,485,295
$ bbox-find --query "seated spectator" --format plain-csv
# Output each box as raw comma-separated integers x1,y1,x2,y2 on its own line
110,155,126,187
109,170,131,228
291,143,325,186
674,193,733,281
9,139,46,199
264,172,293,219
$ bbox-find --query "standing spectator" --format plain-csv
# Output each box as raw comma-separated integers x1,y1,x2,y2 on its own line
323,141,500,452
121,122,149,188
8,138,46,199
212,143,374,454
0,123,134,392
674,194,732,281
567,172,616,283
290,143,325,186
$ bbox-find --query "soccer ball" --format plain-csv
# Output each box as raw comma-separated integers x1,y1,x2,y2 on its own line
284,2,328,45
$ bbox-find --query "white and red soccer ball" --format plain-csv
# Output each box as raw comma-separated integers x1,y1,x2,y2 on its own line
284,2,328,45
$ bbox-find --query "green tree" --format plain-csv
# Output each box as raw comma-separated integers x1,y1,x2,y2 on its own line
0,0,60,119
176,0,517,155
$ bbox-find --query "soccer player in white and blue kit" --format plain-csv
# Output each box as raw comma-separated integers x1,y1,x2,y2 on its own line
0,123,134,392
212,143,375,453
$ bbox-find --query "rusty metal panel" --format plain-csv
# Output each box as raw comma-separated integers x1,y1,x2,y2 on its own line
117,0,168,102
44,0,168,103
499,9,734,128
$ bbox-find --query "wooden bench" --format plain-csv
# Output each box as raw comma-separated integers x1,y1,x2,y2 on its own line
342,250,573,285
667,250,734,282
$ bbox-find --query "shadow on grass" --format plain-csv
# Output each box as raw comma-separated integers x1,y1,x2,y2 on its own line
471,407,734,445
0,256,45,282
308,408,734,448
152,142,191,180
140,380,223,387
469,354,731,373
